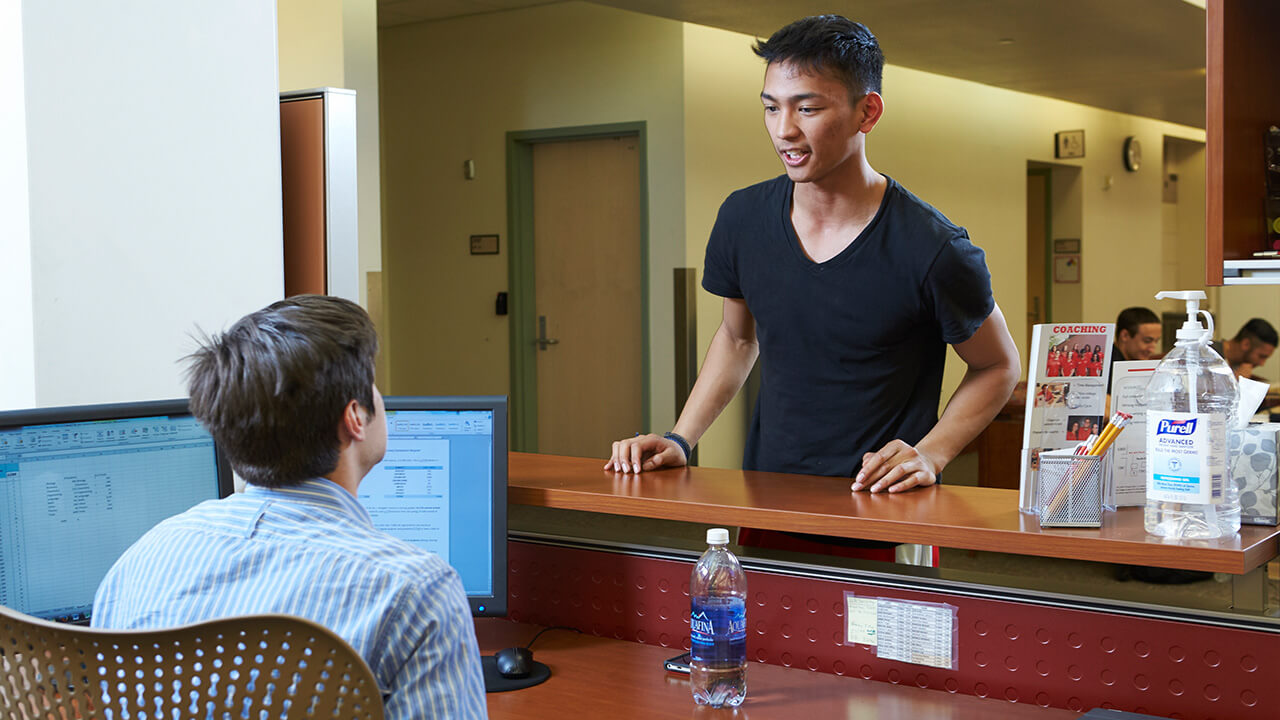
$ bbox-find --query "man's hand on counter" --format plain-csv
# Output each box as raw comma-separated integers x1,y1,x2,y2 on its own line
852,439,940,493
605,433,688,474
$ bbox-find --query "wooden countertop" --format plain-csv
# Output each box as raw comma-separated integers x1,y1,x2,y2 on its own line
476,618,1077,719
509,452,1280,575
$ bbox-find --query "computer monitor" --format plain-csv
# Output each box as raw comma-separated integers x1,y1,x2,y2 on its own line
0,399,233,623
359,396,507,616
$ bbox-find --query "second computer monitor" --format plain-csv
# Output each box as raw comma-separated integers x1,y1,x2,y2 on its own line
0,399,232,623
358,396,507,616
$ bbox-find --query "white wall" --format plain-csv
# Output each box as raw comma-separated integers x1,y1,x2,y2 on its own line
19,0,284,407
1,0,36,410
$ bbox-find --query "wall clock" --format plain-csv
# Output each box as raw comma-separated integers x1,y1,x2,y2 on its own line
1123,136,1142,172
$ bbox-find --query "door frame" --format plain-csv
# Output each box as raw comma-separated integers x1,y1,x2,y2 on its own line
506,122,651,452
1027,167,1054,326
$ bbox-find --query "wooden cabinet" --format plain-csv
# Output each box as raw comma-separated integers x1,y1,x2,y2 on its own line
1206,0,1280,285
279,88,359,299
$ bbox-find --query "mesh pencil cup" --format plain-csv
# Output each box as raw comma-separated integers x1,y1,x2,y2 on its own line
1037,452,1108,528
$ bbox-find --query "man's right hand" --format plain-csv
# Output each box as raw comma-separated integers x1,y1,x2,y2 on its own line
604,433,687,473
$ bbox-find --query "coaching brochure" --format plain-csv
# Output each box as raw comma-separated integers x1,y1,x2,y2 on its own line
1019,323,1116,511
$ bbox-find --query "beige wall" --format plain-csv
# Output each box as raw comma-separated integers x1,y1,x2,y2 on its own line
379,3,686,421
277,0,383,313
277,0,344,90
377,4,1272,469
681,24,779,469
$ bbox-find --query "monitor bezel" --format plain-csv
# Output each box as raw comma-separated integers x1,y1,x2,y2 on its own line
381,395,508,618
0,398,235,500
0,398,234,621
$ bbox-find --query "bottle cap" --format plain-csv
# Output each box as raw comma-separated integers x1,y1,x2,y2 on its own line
706,528,730,545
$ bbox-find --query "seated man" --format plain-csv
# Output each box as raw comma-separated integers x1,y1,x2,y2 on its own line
1212,318,1278,380
92,295,486,719
1108,307,1161,393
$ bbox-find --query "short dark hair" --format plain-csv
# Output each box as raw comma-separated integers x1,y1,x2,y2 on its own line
752,15,884,101
1115,307,1159,337
1233,318,1279,346
185,295,379,488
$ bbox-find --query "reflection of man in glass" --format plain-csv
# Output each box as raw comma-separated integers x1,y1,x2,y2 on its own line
1110,307,1161,392
1212,318,1278,380
605,15,1020,497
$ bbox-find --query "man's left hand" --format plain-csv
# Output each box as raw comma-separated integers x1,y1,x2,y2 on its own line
851,439,940,493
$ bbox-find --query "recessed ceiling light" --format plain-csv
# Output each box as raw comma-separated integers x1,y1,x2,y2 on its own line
998,38,1015,45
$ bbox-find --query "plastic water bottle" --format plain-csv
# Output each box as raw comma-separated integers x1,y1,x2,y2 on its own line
689,528,746,707
1145,291,1240,538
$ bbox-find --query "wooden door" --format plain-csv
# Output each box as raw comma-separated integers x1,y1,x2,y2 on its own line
531,136,642,458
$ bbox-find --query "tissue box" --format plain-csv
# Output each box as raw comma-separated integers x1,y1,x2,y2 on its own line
1229,423,1280,526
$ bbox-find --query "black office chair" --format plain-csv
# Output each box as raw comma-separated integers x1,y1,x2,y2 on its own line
0,605,384,719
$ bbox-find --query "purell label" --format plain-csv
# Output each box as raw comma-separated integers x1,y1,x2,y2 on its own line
1156,418,1197,436
1147,410,1224,505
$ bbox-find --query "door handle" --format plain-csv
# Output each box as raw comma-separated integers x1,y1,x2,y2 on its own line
535,315,560,351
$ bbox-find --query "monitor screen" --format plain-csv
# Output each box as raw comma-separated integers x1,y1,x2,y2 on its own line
0,400,232,623
359,396,507,616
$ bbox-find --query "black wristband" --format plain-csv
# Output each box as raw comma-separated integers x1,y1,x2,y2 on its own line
663,432,691,463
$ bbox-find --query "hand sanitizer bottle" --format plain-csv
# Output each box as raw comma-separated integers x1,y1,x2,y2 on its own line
1144,291,1240,538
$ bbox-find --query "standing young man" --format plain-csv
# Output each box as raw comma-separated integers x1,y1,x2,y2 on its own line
607,15,1019,496
93,295,487,720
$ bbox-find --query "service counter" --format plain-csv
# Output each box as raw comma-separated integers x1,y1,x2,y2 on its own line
504,452,1280,718
510,452,1278,586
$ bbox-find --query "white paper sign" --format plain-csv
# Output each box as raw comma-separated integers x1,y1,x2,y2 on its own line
874,600,954,669
845,596,879,646
1109,360,1159,506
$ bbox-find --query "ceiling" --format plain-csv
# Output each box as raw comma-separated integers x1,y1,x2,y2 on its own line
376,0,1207,128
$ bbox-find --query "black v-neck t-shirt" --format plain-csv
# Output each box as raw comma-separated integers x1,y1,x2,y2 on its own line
702,175,994,477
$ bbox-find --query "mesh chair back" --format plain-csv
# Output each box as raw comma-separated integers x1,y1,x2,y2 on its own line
0,606,385,719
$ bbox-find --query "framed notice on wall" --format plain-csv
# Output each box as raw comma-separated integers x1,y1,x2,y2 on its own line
1054,255,1081,283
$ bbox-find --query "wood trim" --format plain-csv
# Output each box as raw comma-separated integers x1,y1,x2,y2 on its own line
1205,0,1280,284
1205,0,1224,285
508,452,1280,575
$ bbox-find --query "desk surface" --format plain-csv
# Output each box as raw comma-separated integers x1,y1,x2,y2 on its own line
476,618,1076,719
509,452,1280,575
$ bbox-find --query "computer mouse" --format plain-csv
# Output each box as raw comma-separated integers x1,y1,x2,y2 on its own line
494,646,534,678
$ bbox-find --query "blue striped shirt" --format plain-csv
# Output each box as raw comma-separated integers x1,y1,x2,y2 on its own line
93,478,488,720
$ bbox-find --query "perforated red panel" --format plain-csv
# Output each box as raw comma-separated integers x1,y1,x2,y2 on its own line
507,541,1278,719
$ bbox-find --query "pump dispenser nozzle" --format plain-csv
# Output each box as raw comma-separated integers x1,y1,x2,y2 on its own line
1155,290,1213,345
